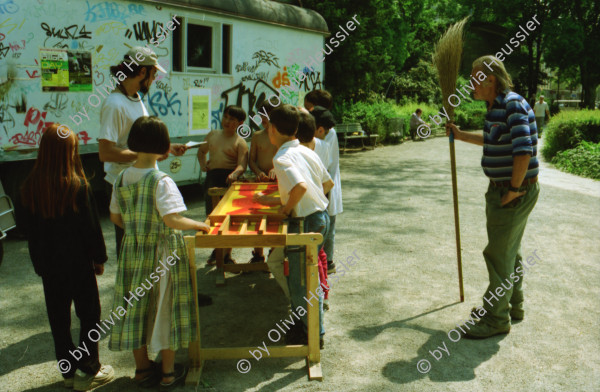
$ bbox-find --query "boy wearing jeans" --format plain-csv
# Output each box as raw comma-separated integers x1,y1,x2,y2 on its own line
254,104,333,347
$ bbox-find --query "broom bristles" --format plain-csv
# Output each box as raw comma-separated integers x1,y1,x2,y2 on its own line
432,17,469,122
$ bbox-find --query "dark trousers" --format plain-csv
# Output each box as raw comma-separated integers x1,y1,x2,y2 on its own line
105,181,123,257
42,266,101,378
204,169,234,216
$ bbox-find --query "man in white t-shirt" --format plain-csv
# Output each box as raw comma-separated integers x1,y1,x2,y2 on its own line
533,95,550,137
99,46,186,255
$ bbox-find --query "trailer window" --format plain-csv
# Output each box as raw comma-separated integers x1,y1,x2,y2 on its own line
172,16,231,75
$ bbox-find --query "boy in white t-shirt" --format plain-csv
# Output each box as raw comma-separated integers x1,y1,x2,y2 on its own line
305,99,343,275
254,104,333,347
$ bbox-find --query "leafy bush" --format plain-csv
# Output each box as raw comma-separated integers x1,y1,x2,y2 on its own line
334,99,488,142
334,99,398,143
551,141,600,180
542,110,600,161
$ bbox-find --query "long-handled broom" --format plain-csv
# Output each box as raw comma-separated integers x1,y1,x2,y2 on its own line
432,17,469,302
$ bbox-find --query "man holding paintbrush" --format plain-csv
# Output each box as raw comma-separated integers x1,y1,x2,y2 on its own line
445,55,540,339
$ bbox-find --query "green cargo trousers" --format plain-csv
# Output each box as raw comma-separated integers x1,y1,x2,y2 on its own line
481,181,540,329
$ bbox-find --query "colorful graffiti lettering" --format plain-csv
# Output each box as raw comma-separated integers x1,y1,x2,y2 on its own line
84,1,144,23
147,91,182,117
95,21,128,36
9,107,53,147
0,17,25,34
77,130,91,144
272,66,290,89
8,39,25,52
0,0,19,15
211,102,224,130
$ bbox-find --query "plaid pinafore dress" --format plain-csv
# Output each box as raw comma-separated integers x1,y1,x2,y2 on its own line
108,169,197,351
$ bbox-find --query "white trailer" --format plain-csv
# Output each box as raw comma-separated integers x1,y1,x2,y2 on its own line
0,0,327,231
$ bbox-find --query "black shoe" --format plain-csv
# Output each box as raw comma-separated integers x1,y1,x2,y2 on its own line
197,294,212,307
159,364,187,391
135,361,161,388
327,261,336,274
206,250,216,266
249,250,265,263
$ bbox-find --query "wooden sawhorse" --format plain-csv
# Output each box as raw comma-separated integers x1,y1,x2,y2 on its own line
184,214,324,384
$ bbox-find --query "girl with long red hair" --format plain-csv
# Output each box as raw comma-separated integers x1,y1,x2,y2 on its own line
20,124,114,391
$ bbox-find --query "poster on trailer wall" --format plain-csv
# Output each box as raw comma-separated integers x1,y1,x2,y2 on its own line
189,88,211,135
39,49,92,92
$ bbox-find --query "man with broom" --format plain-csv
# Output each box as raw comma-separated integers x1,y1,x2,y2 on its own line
445,55,540,339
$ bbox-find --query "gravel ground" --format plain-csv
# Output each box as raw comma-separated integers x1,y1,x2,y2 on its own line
1,135,599,392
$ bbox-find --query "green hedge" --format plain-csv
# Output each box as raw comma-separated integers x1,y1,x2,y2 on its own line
542,110,600,161
334,99,487,143
551,141,600,180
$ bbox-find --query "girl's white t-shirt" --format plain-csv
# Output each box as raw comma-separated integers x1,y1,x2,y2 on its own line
109,167,186,217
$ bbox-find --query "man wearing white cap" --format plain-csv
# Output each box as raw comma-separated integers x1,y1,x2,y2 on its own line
98,46,186,255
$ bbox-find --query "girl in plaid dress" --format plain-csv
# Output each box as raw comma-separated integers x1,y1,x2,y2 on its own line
108,116,209,390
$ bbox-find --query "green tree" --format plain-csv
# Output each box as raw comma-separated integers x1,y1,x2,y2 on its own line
302,0,411,101
544,0,600,109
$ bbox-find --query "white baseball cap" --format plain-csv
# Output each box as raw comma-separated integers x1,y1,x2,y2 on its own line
126,46,167,73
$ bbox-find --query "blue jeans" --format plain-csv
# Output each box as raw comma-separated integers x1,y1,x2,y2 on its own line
286,210,329,335
323,214,336,262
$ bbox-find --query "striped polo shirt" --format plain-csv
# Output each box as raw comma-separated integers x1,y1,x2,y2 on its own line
481,90,539,181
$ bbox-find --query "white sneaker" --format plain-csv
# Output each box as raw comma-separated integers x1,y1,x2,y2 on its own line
73,365,115,391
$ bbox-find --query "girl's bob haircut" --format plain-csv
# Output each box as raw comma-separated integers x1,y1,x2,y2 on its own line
127,116,170,155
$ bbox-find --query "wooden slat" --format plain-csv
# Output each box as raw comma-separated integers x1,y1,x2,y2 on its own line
218,215,230,235
258,216,267,234
196,234,288,248
306,244,320,364
281,222,288,235
199,346,307,360
239,219,248,235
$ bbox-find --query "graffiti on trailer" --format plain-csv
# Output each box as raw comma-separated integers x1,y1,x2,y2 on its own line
124,20,164,42
252,50,280,68
0,17,24,35
147,91,182,117
8,107,53,147
43,93,69,117
41,23,93,40
211,101,224,130
220,80,279,131
0,0,19,15
8,40,25,53
84,1,144,23
0,42,9,60
155,80,172,95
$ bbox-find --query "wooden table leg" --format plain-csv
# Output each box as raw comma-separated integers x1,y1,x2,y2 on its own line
305,242,322,381
215,248,225,286
185,237,204,385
